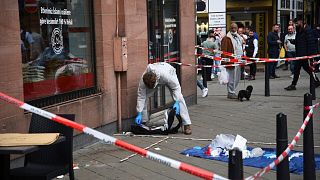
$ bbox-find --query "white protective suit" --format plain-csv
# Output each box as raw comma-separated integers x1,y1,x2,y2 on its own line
136,62,191,125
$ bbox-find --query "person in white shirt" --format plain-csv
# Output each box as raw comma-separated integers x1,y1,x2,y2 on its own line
245,29,259,80
284,25,296,77
135,62,192,135
238,26,248,79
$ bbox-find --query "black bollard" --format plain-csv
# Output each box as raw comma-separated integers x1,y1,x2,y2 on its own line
265,63,270,96
303,93,316,180
276,113,290,180
310,73,316,100
228,148,243,180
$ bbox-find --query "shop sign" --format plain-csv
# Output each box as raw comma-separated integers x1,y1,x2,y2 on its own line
208,13,226,27
209,0,226,13
25,0,38,14
208,0,226,28
39,7,73,26
51,28,64,54
40,6,73,54
164,18,176,28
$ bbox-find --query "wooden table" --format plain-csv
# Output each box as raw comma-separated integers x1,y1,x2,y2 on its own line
0,136,65,180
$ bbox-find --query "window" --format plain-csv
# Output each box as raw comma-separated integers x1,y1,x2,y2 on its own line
281,0,286,9
297,1,303,10
285,0,290,9
147,0,180,111
18,0,95,102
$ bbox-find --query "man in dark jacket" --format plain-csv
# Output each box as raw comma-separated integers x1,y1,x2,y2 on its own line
267,24,282,79
284,18,320,90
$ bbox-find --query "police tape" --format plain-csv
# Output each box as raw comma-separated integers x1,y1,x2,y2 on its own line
196,46,320,63
245,103,319,180
166,58,252,69
0,92,227,180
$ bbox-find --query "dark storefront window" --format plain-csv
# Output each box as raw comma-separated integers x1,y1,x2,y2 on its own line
18,0,95,103
147,0,180,111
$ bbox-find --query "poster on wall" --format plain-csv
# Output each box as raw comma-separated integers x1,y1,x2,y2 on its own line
208,13,226,27
208,0,226,34
19,0,95,101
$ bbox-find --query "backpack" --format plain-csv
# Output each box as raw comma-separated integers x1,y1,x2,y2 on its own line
131,108,182,135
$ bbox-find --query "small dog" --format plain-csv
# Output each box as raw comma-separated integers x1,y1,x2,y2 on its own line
238,85,253,102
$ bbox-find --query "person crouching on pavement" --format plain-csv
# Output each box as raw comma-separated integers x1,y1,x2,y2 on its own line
135,62,192,135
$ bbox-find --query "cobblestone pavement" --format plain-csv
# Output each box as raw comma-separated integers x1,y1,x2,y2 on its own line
57,68,320,180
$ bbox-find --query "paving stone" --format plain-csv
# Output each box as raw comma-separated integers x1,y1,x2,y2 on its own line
66,70,320,179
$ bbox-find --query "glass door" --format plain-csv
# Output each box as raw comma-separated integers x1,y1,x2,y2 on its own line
147,0,180,112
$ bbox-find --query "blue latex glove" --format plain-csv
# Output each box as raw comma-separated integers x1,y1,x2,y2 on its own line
173,101,180,115
135,112,142,125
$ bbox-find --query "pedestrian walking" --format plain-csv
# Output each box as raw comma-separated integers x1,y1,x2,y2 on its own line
284,25,296,77
284,18,320,90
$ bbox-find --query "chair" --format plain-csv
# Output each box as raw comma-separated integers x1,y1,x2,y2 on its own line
10,114,75,180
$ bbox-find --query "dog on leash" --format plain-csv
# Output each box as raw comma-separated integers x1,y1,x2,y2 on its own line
238,85,253,102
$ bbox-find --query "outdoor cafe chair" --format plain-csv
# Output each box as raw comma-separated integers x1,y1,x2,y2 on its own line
10,114,75,180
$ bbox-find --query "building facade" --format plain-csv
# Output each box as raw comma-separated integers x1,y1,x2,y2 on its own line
196,0,317,58
0,0,196,147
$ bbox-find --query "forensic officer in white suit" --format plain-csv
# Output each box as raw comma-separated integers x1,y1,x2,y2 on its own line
135,62,192,135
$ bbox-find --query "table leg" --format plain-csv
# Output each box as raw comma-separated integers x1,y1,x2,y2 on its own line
0,154,10,180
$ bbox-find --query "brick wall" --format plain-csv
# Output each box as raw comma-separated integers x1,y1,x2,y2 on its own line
0,1,26,133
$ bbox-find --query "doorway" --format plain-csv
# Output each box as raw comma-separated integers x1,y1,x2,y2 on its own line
227,11,267,58
147,0,180,112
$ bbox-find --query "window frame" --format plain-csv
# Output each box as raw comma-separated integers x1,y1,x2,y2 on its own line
21,0,98,107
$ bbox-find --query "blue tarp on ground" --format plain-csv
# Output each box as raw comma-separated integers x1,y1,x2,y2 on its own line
181,146,320,174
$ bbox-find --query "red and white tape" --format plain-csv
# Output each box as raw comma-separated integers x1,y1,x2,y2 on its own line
0,92,227,180
196,46,320,63
245,103,319,180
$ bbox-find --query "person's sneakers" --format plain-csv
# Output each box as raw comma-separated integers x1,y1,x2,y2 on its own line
284,84,296,91
202,88,208,97
184,125,192,135
269,76,275,79
227,93,238,99
248,75,255,81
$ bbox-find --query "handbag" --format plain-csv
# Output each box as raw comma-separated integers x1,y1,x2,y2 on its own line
218,66,229,85
279,47,285,58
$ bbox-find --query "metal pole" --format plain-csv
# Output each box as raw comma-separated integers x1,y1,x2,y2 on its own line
303,93,316,180
228,148,243,180
265,63,270,96
276,113,290,180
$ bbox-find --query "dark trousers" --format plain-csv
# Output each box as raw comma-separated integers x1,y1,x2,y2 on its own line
200,57,211,88
286,51,296,74
240,67,245,79
200,57,213,88
292,59,314,85
249,63,256,76
268,51,279,77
